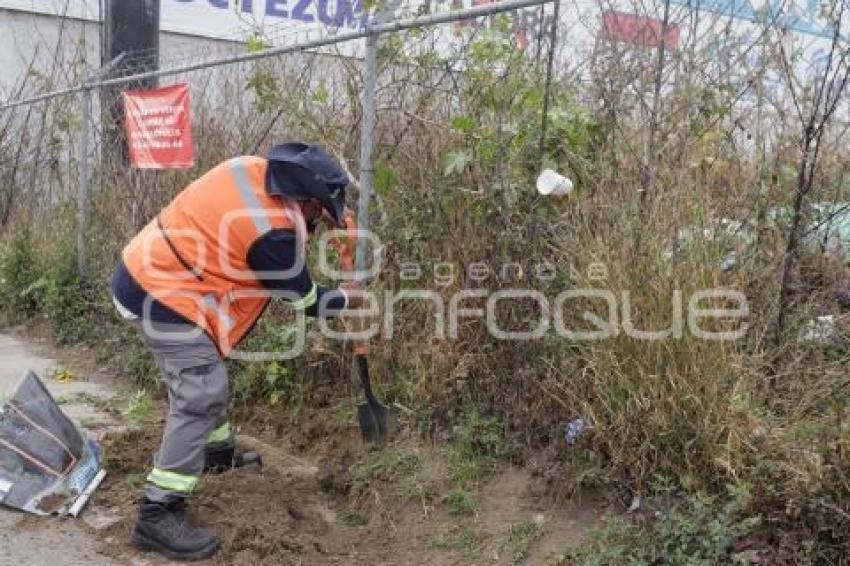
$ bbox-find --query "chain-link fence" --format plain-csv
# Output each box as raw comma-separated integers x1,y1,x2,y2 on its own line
0,0,559,281
2,0,845,274
1,0,848,352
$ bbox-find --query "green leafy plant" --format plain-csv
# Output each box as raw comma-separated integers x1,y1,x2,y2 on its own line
442,487,478,516
562,492,760,565
246,69,282,113
443,149,473,177
231,321,300,406
121,389,153,424
0,228,42,318
444,409,505,489
350,445,421,496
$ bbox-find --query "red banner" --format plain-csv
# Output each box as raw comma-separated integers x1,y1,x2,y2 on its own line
123,84,194,169
601,11,679,50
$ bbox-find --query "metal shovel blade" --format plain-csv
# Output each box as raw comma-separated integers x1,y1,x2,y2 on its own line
355,356,393,443
357,401,392,443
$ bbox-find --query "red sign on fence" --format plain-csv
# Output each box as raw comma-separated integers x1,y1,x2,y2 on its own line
601,11,680,50
123,84,194,169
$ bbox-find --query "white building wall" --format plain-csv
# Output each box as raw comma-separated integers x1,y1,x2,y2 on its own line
0,8,240,99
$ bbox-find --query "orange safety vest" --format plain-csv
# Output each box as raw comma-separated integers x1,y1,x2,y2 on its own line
122,156,308,356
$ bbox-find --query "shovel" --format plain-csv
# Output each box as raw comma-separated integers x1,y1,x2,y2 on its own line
337,218,393,443
354,344,393,443
336,147,391,440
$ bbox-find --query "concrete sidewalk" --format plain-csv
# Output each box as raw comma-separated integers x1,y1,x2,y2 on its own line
0,333,122,566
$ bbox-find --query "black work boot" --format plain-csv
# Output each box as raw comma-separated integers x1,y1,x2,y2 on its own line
203,438,236,473
131,499,218,561
204,438,263,473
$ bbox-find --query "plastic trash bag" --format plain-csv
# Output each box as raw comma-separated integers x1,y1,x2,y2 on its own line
0,370,105,516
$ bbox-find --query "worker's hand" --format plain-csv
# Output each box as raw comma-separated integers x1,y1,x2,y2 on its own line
328,211,356,272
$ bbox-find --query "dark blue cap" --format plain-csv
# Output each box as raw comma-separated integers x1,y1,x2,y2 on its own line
266,142,349,225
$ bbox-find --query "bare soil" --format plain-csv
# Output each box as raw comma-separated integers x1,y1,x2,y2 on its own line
89,403,604,565
1,327,604,564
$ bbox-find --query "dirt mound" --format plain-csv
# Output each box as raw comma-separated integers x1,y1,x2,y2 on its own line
195,465,340,565
91,425,349,564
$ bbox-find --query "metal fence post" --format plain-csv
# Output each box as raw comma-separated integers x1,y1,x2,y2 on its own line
74,54,125,277
355,29,378,278
538,0,560,165
76,85,92,277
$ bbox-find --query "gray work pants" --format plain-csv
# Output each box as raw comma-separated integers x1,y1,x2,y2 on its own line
130,320,229,502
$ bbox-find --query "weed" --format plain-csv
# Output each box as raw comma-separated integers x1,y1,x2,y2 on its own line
121,390,152,424
560,492,760,565
444,409,505,489
122,329,160,388
1,18,848,566
505,519,544,565
69,391,103,406
230,319,300,407
396,474,437,507
442,487,479,516
350,446,421,496
36,268,101,344
341,510,369,527
0,228,103,343
444,451,491,490
0,228,42,318
428,522,480,555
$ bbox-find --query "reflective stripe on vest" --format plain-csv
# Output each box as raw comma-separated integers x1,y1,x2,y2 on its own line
231,158,273,235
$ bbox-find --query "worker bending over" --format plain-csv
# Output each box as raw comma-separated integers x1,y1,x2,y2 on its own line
111,142,360,560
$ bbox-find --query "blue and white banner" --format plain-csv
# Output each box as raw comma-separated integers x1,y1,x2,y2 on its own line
0,0,542,40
